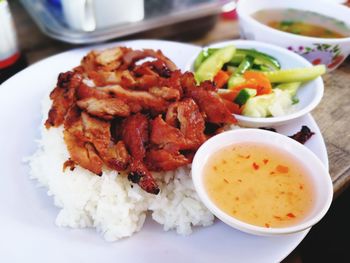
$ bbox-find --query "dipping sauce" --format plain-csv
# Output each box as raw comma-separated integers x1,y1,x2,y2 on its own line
253,8,350,38
204,142,314,228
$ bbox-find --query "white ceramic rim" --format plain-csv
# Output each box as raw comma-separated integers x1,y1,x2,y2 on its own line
236,0,350,43
192,129,333,236
187,39,324,127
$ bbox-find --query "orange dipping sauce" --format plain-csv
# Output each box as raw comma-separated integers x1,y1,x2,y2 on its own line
204,142,314,228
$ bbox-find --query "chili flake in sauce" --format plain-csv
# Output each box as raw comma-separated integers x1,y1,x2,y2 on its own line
204,142,314,228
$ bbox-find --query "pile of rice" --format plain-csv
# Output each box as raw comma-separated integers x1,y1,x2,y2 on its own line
27,95,214,241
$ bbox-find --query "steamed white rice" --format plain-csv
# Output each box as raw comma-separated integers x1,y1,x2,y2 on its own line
26,95,214,241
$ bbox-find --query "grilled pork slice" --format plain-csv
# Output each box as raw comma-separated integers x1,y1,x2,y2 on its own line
99,85,168,114
154,99,207,151
104,141,130,171
76,83,111,100
121,113,149,160
81,112,130,171
121,49,177,72
128,160,160,195
63,108,130,173
174,98,206,148
77,97,130,120
86,70,137,87
63,130,103,175
122,113,159,194
80,47,129,73
45,71,82,128
145,148,190,171
148,86,180,101
150,115,188,149
181,72,237,124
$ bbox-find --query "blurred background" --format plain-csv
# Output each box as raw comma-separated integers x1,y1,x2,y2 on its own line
10,0,238,64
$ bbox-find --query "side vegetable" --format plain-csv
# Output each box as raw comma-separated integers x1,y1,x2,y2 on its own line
242,89,294,117
194,48,281,72
194,45,325,118
229,49,281,71
234,88,257,106
263,65,326,83
195,45,236,83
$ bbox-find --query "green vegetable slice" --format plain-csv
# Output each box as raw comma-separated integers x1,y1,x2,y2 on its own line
263,65,326,83
195,45,236,82
274,82,301,97
194,47,280,75
234,88,257,106
251,64,271,72
194,50,207,71
193,48,219,71
228,75,245,89
229,49,281,71
235,55,255,75
229,51,246,65
227,55,254,89
242,89,294,117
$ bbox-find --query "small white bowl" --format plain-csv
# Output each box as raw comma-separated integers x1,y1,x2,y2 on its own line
237,0,350,71
192,129,333,236
187,40,324,128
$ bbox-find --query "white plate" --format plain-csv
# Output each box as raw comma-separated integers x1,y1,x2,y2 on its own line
0,40,328,263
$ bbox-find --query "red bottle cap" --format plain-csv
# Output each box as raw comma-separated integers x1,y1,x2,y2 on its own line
0,52,20,69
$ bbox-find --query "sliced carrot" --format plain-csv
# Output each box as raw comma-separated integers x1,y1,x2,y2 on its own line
219,71,272,109
229,71,272,96
213,70,230,89
243,71,272,95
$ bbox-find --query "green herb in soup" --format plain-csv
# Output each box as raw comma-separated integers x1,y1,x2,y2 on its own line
253,8,350,39
269,20,345,38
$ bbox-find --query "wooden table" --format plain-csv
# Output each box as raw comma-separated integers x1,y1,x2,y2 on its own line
8,0,350,261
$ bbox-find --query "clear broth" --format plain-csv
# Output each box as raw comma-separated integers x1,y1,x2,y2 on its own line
253,8,350,38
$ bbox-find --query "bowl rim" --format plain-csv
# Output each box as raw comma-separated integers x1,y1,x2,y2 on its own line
190,39,324,127
236,0,350,43
191,128,334,236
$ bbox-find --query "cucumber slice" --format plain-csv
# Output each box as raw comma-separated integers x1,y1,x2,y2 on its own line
229,50,246,65
250,51,281,71
193,48,220,70
274,82,301,97
229,49,281,71
234,88,257,106
228,75,246,89
227,55,254,89
263,65,326,83
242,89,294,117
207,48,219,56
195,46,236,82
194,50,207,71
236,55,255,75
243,94,274,117
252,64,271,72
